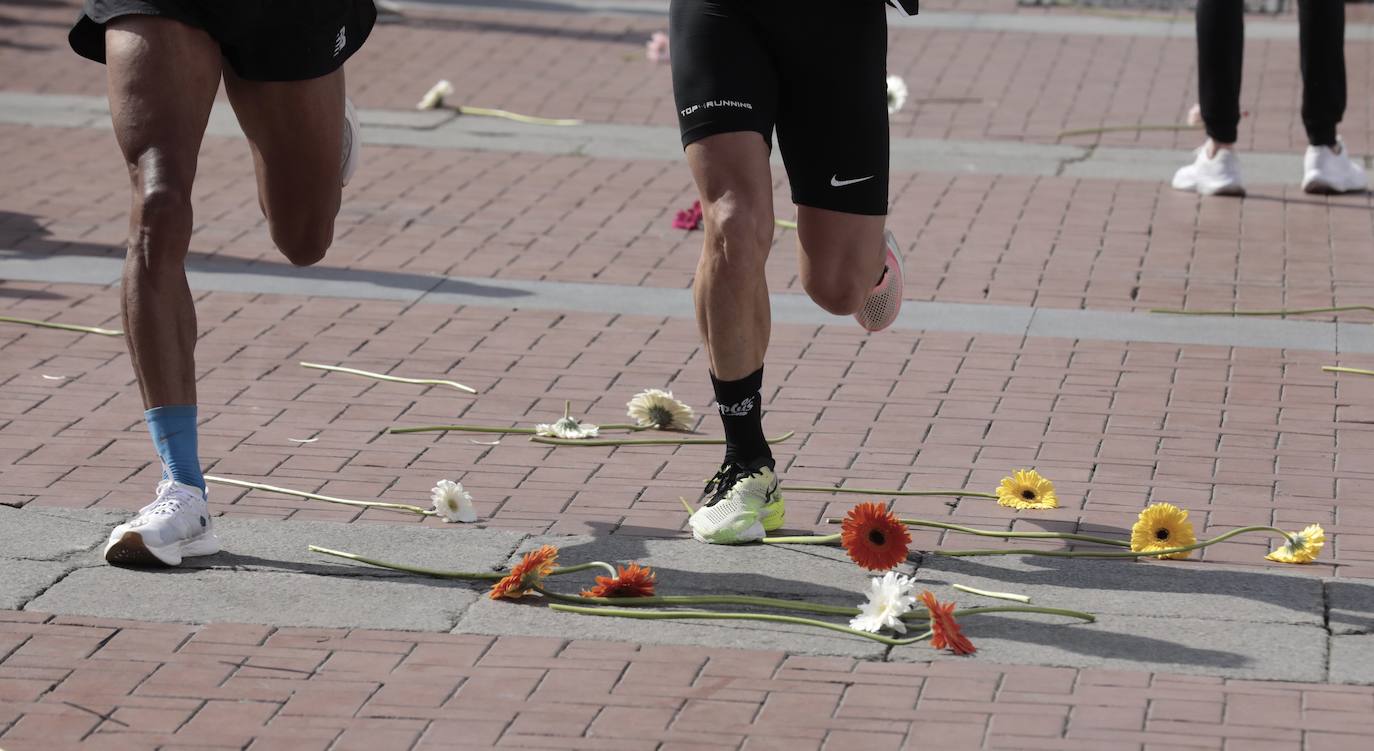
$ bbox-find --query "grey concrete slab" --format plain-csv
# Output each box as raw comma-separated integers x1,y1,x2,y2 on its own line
1064,147,1300,187
1336,322,1374,355
1329,634,1374,685
888,611,1327,681
26,568,479,631
890,138,1081,176
897,300,1034,337
455,596,888,659
1327,580,1374,636
0,560,79,610
914,556,1325,626
1028,307,1338,351
0,506,116,561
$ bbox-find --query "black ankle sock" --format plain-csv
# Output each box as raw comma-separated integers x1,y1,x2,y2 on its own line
711,367,772,467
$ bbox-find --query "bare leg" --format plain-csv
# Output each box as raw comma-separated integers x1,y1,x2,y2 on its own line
222,67,345,267
796,206,886,316
105,16,222,408
687,132,775,381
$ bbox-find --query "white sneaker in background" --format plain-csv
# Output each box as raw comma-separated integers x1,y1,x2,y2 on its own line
1172,141,1245,196
1302,137,1369,195
104,481,220,567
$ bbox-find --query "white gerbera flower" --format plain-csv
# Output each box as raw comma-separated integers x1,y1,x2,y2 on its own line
417,79,454,111
535,402,600,439
886,75,908,115
849,571,917,634
430,479,477,523
626,388,694,431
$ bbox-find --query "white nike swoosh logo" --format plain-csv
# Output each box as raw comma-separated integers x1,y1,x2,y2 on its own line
830,174,874,187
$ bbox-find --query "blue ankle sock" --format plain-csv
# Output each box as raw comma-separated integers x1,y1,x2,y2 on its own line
145,405,205,492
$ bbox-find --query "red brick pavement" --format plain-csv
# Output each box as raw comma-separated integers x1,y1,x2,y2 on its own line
1,610,1371,750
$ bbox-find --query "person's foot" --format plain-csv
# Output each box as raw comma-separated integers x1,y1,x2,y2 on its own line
690,459,783,544
1303,137,1368,194
341,97,361,187
1172,141,1245,196
104,481,220,567
853,230,904,332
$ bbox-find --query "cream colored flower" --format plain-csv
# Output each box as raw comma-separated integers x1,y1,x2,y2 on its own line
886,75,909,115
430,479,477,523
626,388,694,431
535,402,600,439
850,571,917,634
1266,524,1326,564
417,80,454,111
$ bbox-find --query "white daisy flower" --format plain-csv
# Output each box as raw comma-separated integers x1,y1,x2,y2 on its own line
535,401,600,439
626,388,694,431
886,75,909,115
849,571,917,634
417,79,454,111
430,479,477,523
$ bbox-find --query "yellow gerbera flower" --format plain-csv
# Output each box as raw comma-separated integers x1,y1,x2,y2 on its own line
996,469,1058,510
1130,503,1197,560
1265,524,1325,564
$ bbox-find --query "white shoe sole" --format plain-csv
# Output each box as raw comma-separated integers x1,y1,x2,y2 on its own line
104,530,221,567
1302,179,1367,195
691,520,765,545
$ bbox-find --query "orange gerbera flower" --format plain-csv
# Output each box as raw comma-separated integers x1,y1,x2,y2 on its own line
580,563,657,598
489,545,559,600
840,502,912,571
919,590,976,655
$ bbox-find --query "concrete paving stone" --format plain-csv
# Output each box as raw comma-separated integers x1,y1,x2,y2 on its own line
0,506,118,561
1328,634,1374,685
913,556,1324,626
25,568,478,631
1027,308,1337,353
1327,580,1374,635
888,611,1327,682
0,559,78,610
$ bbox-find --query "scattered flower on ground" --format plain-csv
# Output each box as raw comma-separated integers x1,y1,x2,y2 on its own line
535,416,600,439
490,545,559,600
996,469,1058,510
672,200,703,230
849,571,917,634
841,502,912,571
1130,503,1196,560
430,479,478,523
581,563,657,598
1266,524,1326,564
886,75,909,115
417,79,454,110
646,31,670,63
626,388,694,430
920,590,976,655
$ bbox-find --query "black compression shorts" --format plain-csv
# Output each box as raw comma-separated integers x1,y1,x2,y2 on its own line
69,0,376,82
669,0,890,216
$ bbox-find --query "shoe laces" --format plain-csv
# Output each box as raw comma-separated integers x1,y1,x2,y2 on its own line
700,462,766,508
142,481,204,517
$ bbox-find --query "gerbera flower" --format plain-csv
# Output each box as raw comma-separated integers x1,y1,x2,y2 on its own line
1129,503,1197,560
489,545,559,600
840,502,912,571
886,75,909,115
430,479,478,523
580,563,657,598
645,31,670,63
1265,524,1326,564
849,571,917,634
417,79,454,111
535,402,599,439
626,388,694,431
919,590,976,655
996,469,1058,510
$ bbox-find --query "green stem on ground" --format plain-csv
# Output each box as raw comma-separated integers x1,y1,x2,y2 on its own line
547,604,936,646
774,218,797,230
300,361,476,394
952,584,1031,603
457,105,581,126
308,546,617,580
896,518,1131,548
1322,366,1374,377
0,315,123,337
206,475,432,516
531,431,795,447
760,533,841,545
1150,305,1374,318
534,588,864,617
937,525,1296,559
389,423,649,435
781,484,999,499
1057,123,1202,138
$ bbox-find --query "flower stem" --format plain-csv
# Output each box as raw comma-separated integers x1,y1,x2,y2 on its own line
0,315,122,337
937,525,1295,559
784,485,999,499
205,475,432,516
309,546,617,580
952,584,1031,603
937,605,1095,623
896,518,1131,548
531,431,795,447
547,604,935,646
457,105,581,126
775,218,797,230
389,423,650,435
760,533,841,544
1057,123,1201,138
1150,305,1374,318
1323,366,1374,377
535,588,864,617
300,361,476,394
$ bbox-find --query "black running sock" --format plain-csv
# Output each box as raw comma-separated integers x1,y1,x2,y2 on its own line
711,367,772,468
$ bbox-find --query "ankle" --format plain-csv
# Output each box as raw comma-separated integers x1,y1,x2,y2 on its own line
1207,140,1235,159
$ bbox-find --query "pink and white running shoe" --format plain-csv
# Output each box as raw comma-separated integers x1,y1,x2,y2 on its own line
854,229,904,332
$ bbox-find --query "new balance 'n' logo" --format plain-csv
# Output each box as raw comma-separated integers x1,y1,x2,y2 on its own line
334,26,347,56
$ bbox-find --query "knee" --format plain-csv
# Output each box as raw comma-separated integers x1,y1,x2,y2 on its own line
270,218,334,267
127,180,194,272
804,273,868,316
701,196,773,273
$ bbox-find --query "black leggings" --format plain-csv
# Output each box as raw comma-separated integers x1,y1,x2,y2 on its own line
1197,0,1345,146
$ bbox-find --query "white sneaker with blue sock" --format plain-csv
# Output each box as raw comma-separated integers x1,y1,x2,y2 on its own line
105,480,220,566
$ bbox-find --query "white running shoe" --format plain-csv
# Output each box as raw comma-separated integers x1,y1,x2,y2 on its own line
104,481,220,567
690,462,782,544
1172,141,1245,196
1302,138,1368,194
854,230,904,332
341,97,361,187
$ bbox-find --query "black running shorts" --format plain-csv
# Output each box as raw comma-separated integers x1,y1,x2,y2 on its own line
669,0,890,216
69,0,376,82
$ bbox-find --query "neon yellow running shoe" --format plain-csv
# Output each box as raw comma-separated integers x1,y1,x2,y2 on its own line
690,460,783,544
